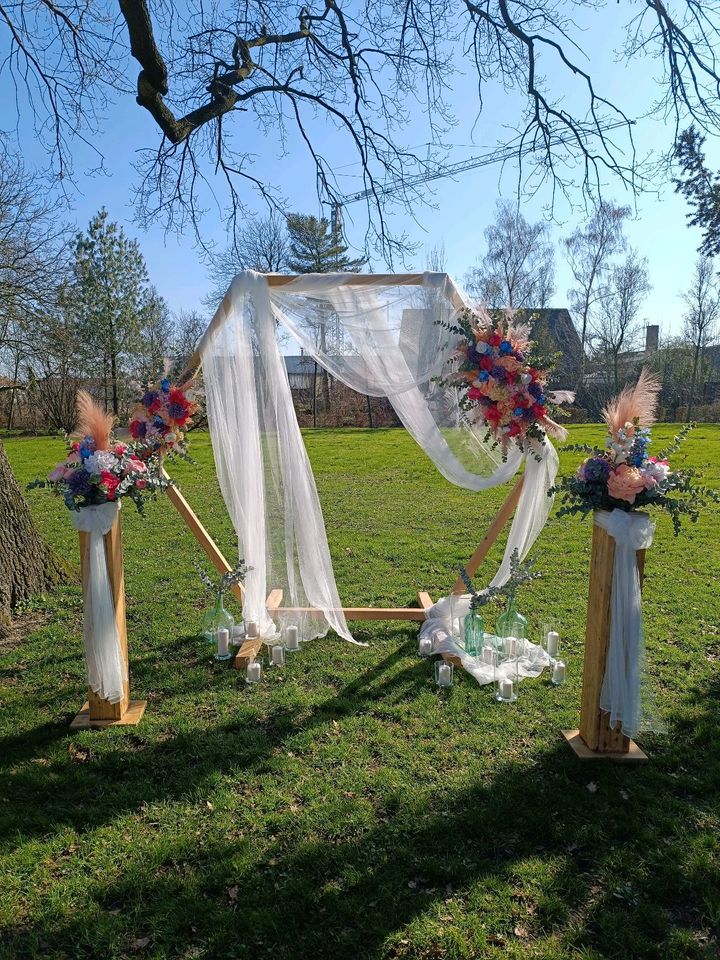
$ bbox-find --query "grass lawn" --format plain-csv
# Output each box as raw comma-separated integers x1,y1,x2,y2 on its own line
1,425,719,960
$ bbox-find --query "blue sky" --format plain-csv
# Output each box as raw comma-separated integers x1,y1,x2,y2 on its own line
4,4,719,341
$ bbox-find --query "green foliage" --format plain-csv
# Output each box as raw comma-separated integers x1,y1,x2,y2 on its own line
286,214,366,273
3,426,720,960
674,126,720,258
71,209,171,413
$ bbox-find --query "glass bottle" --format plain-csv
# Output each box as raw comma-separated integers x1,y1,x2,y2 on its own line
202,590,235,645
496,597,527,655
464,607,484,657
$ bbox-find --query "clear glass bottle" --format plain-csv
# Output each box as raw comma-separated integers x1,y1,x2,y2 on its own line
496,597,528,651
464,607,484,657
202,590,235,645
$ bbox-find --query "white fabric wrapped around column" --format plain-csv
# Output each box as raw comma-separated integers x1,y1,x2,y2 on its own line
71,501,127,704
594,509,662,739
200,271,560,645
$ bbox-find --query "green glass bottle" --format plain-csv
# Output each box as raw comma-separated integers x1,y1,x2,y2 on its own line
464,607,484,656
496,597,527,643
202,590,235,644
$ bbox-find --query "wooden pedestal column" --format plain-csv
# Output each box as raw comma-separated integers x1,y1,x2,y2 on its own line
563,520,648,762
70,510,146,730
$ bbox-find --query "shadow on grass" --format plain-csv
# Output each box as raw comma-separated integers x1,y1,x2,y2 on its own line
1,646,719,959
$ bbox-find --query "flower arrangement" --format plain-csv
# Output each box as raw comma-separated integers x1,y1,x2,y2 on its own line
440,306,572,457
552,369,720,534
129,377,199,458
28,391,169,514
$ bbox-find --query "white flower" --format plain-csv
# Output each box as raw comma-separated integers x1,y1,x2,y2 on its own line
645,459,670,483
84,450,118,475
520,373,532,385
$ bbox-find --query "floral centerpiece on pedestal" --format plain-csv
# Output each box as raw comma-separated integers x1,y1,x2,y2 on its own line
440,306,573,458
29,391,169,513
129,377,200,459
552,369,719,533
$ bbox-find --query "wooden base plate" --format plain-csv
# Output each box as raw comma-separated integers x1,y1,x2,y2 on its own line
562,729,648,763
70,700,147,730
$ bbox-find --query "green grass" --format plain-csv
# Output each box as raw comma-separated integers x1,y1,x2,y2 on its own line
1,425,719,960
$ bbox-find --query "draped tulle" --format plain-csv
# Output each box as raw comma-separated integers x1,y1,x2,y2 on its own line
200,271,559,643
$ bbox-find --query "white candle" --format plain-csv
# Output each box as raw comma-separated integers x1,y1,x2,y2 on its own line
552,660,566,685
285,625,300,651
217,628,230,658
418,637,433,657
437,663,452,687
231,625,244,644
546,631,559,658
245,620,259,639
246,660,262,683
505,637,516,656
500,678,514,700
271,644,285,666
482,646,494,665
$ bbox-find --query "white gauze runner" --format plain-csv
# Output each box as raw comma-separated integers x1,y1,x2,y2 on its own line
200,271,559,644
71,501,127,703
595,509,661,739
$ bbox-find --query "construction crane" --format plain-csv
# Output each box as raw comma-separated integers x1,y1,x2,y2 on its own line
330,118,633,233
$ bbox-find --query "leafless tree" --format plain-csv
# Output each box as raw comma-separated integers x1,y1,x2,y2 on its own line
465,201,555,309
205,211,290,308
3,3,720,259
681,255,720,420
591,248,652,395
563,201,631,385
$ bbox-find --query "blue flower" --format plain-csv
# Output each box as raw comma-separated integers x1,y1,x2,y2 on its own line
514,407,525,417
161,378,171,393
499,340,512,354
153,415,165,428
491,365,506,380
478,370,490,382
529,382,543,399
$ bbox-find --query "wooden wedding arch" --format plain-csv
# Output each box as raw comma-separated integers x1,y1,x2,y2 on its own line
163,273,525,669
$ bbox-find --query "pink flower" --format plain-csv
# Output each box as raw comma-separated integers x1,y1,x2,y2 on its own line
114,443,127,456
607,464,647,504
99,471,120,498
48,464,66,482
66,451,81,464
135,478,147,490
129,458,147,474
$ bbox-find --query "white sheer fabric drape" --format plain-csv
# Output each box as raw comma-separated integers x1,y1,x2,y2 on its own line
595,510,663,738
200,271,559,644
71,501,127,703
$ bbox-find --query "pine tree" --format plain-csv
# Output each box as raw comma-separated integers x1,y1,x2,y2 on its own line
72,210,162,414
286,215,365,421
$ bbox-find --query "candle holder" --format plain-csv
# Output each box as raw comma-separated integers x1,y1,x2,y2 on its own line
447,593,465,642
246,658,263,684
215,627,233,661
270,643,285,667
551,658,566,686
418,636,433,657
494,651,519,703
202,591,235,646
284,624,301,652
434,660,454,688
542,622,560,661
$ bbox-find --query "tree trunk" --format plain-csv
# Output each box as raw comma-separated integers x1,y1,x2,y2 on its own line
312,361,318,428
366,394,374,428
0,441,67,636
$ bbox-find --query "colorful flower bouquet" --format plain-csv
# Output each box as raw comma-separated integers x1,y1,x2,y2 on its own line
440,306,572,457
129,378,199,458
29,391,169,514
552,369,719,534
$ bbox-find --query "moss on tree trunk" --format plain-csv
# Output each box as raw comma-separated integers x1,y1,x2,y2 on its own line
0,440,67,636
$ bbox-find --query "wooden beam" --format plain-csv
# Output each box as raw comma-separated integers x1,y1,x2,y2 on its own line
577,522,646,756
417,590,433,611
272,605,427,621
163,468,244,604
452,474,525,594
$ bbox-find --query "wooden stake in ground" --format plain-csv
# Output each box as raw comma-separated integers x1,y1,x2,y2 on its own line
563,519,648,762
70,508,146,730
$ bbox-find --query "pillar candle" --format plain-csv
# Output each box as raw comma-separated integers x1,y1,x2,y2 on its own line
500,678,514,700
245,620,259,639
546,631,559,658
418,637,433,657
285,625,300,651
552,660,566,685
246,660,262,683
482,646,494,665
271,644,285,666
217,628,230,658
437,663,452,687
